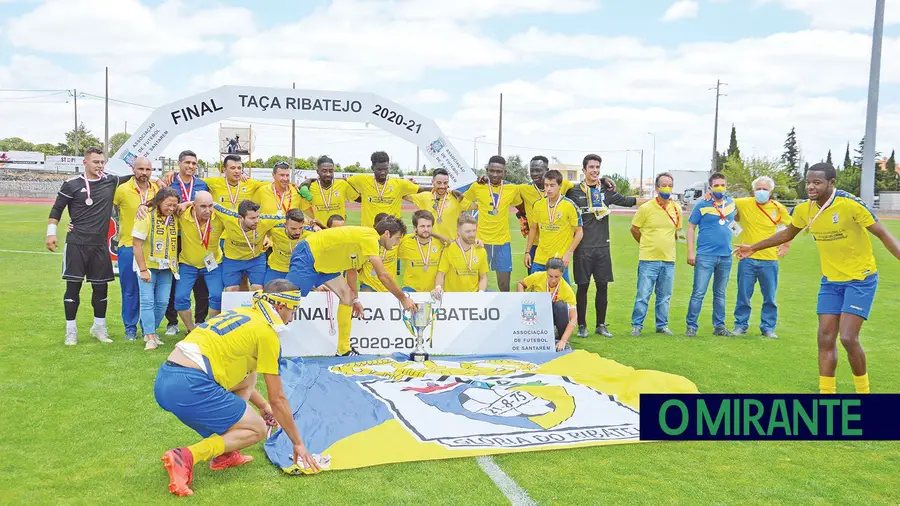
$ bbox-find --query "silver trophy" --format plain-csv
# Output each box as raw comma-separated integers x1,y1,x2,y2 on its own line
407,299,434,362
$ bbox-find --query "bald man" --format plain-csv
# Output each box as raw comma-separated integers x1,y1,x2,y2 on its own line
174,191,226,332
113,156,160,340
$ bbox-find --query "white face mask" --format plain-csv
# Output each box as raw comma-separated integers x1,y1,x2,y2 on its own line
755,189,770,204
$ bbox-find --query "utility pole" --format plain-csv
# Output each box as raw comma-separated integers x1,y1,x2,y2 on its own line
498,93,503,156
416,147,420,175
647,132,656,189
104,67,109,155
709,79,727,174
73,88,79,162
861,0,885,208
639,149,645,199
290,82,296,178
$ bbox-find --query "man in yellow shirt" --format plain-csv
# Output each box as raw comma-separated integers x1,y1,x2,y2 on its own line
524,169,583,284
213,200,283,292
432,214,489,298
405,168,470,241
286,217,417,356
326,214,346,228
629,173,682,336
300,156,360,226
253,162,301,216
731,176,792,338
265,209,312,285
346,151,425,228
113,157,158,340
357,213,399,292
203,155,268,212
516,156,574,274
154,281,322,497
462,155,522,292
174,191,226,332
736,163,900,395
398,210,445,293
518,257,577,352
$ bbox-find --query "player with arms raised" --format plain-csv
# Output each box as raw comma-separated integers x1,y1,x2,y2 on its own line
736,162,900,394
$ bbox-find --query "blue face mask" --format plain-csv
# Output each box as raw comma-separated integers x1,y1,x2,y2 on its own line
755,190,770,204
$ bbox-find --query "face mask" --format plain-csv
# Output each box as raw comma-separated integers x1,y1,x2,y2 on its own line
755,190,770,204
658,186,672,199
711,185,726,199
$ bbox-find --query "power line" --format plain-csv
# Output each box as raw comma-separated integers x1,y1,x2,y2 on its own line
0,91,69,101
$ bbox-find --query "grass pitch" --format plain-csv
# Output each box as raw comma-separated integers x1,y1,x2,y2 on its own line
1,204,898,505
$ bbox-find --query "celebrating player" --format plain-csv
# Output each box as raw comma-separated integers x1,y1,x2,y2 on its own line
524,169,583,283
174,191,225,333
47,147,142,345
463,155,522,292
214,200,283,292
405,168,470,241
254,161,300,216
300,155,360,225
517,156,573,274
518,257,578,352
357,213,400,293
432,214,489,298
154,280,320,497
735,163,900,394
265,209,312,285
286,216,417,356
398,210,445,293
346,151,424,228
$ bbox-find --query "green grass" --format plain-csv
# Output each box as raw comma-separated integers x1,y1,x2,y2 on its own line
1,204,899,505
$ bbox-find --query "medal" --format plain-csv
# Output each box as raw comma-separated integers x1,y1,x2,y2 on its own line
416,237,432,273
135,180,150,205
85,198,93,206
433,191,447,224
805,190,837,232
490,182,503,215
318,181,334,210
719,219,726,226
713,199,728,226
273,183,291,215
546,193,563,227
194,209,211,250
456,238,475,272
375,179,388,202
226,181,241,208
329,327,336,336
82,174,94,206
239,224,256,255
177,174,194,202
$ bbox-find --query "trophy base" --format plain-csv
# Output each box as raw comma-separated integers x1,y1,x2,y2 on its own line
410,350,430,362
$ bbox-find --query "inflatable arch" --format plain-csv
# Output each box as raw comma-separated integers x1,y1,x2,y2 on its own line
104,86,476,188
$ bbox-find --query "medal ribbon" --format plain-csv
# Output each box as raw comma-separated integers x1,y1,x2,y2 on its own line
546,276,560,303
318,182,334,210
416,237,432,269
712,200,727,221
806,189,837,231
656,197,680,228
546,194,563,226
490,182,504,213
134,179,151,205
274,183,291,213
456,238,475,271
756,202,781,225
239,224,257,256
194,210,211,250
81,174,93,204
176,174,194,202
375,179,388,201
226,181,241,207
433,191,447,221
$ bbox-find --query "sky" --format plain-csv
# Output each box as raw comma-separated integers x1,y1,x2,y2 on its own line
2,0,900,182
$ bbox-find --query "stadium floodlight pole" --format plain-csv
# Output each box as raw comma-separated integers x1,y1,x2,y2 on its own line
73,88,79,165
709,79,727,175
474,135,486,170
861,0,885,208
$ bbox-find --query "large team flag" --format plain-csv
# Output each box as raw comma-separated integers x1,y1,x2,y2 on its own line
264,350,698,473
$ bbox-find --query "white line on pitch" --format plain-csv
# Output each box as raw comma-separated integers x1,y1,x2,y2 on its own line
476,456,537,506
0,249,60,255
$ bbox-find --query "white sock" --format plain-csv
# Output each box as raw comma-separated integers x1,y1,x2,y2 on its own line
93,317,106,328
66,320,77,333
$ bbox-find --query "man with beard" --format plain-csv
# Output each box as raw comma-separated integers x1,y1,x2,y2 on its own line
398,210,445,293
113,156,159,340
432,214,489,298
265,209,313,285
299,156,358,226
214,200,283,292
346,151,427,228
565,154,646,338
736,162,900,394
405,168,471,241
174,191,225,332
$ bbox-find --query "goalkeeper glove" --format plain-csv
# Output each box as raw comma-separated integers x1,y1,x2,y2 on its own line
298,185,313,201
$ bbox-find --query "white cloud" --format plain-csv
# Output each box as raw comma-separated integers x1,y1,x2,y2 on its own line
6,0,255,70
401,89,451,105
760,0,900,30
662,0,699,21
390,0,598,20
507,27,667,61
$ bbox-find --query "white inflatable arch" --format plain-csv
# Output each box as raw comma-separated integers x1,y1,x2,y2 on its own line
105,86,475,188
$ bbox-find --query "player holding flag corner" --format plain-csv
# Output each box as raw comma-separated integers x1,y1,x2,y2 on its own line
735,163,900,394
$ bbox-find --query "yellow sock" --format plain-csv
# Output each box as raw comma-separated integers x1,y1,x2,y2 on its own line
819,376,837,394
853,373,870,394
187,434,225,463
336,303,352,355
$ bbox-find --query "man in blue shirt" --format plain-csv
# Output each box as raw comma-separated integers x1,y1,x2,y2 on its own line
685,172,737,337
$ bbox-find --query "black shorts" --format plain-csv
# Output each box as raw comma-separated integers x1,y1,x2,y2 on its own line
62,243,114,283
573,247,613,285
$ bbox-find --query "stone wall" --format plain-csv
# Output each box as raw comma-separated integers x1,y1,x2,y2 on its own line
0,169,72,199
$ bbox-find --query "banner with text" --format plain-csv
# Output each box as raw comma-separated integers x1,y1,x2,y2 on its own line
104,86,475,189
221,291,556,356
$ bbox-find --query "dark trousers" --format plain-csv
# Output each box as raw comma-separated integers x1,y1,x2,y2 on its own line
165,236,209,326
552,301,570,338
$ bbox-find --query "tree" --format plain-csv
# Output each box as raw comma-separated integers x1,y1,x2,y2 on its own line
504,155,528,184
826,149,832,165
722,153,797,200
108,132,130,156
797,162,809,199
0,137,35,152
843,143,852,169
388,162,403,176
781,127,802,197
264,154,291,168
33,143,62,156
875,149,900,193
727,124,741,160
606,173,633,197
836,165,861,195
63,123,102,156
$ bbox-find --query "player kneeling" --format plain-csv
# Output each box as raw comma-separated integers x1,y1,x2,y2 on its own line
153,279,321,496
518,257,577,351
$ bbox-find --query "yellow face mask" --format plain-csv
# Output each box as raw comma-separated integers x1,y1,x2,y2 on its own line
658,186,673,199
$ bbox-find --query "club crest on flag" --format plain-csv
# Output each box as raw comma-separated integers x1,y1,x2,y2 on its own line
521,300,537,325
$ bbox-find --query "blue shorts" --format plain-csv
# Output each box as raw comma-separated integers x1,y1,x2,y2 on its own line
401,286,416,293
153,361,246,438
528,245,538,275
286,241,339,296
360,283,377,292
817,273,878,320
222,255,267,288
484,243,512,273
531,263,571,283
264,267,289,286
175,264,224,311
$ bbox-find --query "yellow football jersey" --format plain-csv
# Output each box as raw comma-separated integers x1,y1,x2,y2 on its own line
437,241,489,292
463,182,522,245
299,179,360,226
176,207,225,269
305,226,382,274
213,203,282,261
520,271,577,308
113,179,159,248
397,234,444,292
530,196,582,264
346,174,420,227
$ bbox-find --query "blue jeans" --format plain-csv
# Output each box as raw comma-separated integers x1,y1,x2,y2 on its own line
139,268,173,335
733,258,779,332
117,246,141,334
175,264,224,312
631,261,675,330
686,254,733,330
